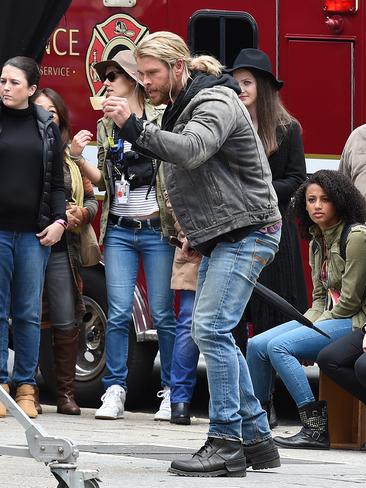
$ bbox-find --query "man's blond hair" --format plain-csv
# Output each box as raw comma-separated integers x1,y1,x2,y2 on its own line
135,31,223,82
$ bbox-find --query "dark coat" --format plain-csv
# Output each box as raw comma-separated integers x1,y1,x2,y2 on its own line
33,104,67,228
42,162,98,325
247,120,308,333
0,102,66,228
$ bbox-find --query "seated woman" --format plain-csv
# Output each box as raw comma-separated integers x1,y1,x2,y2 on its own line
317,327,366,405
247,169,366,449
316,125,366,408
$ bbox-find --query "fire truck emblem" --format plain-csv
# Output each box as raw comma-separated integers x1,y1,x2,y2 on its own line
86,14,149,96
114,21,135,37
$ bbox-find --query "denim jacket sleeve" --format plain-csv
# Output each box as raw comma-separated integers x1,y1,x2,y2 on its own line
136,88,237,169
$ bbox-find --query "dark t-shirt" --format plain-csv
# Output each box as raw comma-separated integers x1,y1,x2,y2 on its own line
0,104,43,231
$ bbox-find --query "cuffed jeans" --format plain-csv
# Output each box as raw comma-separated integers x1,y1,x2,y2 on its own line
0,231,50,385
247,318,353,408
170,290,200,403
192,229,281,442
103,224,176,391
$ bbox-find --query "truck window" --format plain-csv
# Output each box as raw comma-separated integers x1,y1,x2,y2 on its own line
188,10,258,68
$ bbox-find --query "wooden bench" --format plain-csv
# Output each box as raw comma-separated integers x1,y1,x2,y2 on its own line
319,371,366,449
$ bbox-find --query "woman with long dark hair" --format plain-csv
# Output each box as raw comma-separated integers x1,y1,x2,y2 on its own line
247,169,366,449
228,48,307,336
34,87,98,415
227,48,307,427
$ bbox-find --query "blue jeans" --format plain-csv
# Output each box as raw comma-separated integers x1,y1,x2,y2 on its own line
191,229,281,442
103,224,176,391
170,290,200,403
0,231,50,385
247,318,353,408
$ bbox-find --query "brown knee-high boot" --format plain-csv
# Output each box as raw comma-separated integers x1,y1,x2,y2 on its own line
53,327,81,415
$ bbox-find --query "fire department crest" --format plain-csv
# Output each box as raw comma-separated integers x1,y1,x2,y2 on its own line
86,14,149,96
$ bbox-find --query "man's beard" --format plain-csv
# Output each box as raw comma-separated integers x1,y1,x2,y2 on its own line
148,80,179,105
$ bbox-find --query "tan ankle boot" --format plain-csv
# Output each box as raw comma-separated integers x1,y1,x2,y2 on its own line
0,384,10,417
34,385,43,415
15,384,38,418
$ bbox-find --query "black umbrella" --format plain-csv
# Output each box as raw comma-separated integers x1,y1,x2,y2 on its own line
252,282,331,339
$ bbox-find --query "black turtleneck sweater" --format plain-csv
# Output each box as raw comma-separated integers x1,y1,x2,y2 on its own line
0,104,43,231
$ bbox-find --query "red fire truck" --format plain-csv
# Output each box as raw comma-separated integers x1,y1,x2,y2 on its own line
3,0,365,407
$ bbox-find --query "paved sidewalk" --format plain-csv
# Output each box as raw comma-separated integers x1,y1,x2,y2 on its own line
0,405,365,487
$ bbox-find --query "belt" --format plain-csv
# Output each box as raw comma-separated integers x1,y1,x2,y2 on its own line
259,221,282,234
108,214,160,230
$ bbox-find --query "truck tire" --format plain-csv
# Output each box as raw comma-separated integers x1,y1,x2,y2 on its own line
39,265,158,408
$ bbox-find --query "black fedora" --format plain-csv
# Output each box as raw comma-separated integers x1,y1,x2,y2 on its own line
226,48,284,89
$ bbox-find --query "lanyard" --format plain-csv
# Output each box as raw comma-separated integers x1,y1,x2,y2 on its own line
108,125,123,150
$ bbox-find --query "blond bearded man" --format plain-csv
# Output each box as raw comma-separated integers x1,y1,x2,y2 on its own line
101,31,282,478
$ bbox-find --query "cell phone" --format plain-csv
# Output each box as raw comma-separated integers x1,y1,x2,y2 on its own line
168,236,183,248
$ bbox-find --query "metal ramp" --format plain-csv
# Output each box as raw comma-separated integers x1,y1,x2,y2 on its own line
0,385,101,487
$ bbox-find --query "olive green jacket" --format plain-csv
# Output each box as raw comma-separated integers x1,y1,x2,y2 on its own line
304,221,366,329
96,102,175,244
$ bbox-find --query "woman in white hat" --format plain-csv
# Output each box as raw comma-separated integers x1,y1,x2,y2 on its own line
71,49,176,422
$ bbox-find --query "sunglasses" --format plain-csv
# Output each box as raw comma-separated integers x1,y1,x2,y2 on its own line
103,71,123,83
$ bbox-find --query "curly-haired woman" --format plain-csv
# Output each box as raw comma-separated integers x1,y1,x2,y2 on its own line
316,126,366,408
247,169,366,449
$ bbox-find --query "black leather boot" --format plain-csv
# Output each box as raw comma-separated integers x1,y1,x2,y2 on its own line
170,402,191,425
274,400,330,449
168,437,246,477
243,438,281,470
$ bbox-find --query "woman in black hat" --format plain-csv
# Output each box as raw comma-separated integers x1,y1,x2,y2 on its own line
228,48,308,421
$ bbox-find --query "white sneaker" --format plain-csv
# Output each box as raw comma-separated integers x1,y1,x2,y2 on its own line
95,385,126,419
154,388,171,421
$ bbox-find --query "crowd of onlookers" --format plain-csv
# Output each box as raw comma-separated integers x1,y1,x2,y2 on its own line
1,32,366,477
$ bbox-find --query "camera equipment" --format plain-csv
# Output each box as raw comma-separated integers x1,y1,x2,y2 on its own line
168,236,183,248
107,141,155,191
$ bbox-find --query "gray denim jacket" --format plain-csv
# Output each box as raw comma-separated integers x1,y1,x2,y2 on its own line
134,82,280,247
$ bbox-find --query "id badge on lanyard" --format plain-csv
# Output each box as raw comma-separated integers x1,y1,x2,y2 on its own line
110,130,130,203
115,174,130,204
